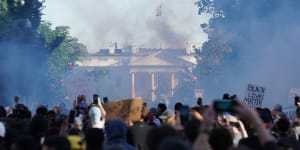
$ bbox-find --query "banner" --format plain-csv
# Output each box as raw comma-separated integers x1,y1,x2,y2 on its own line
105,98,144,122
243,84,266,108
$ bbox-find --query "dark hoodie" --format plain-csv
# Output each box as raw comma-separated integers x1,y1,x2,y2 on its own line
103,119,136,150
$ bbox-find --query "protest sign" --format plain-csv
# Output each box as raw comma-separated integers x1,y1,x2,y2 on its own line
105,98,144,121
243,84,266,108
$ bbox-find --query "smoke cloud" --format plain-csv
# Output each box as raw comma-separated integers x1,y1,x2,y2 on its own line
43,0,209,51
0,42,50,107
201,1,300,107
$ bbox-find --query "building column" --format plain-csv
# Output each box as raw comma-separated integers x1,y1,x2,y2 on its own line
131,72,135,98
171,73,175,96
151,72,156,102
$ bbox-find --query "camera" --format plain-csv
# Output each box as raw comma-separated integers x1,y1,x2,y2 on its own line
213,100,237,113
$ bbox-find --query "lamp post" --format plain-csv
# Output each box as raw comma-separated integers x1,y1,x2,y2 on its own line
64,61,73,100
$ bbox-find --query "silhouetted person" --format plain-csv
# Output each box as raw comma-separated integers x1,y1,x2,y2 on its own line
127,120,152,150
146,125,179,150
157,103,167,116
209,127,233,150
86,128,105,150
104,119,136,150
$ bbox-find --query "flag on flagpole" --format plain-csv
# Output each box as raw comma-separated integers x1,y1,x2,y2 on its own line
156,4,162,16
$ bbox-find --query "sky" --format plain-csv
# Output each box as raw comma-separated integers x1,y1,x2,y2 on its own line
42,0,210,52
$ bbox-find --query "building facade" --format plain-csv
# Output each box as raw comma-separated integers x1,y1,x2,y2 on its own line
72,45,198,104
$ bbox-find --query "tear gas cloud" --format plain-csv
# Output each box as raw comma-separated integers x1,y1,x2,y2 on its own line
0,42,51,107
201,1,300,108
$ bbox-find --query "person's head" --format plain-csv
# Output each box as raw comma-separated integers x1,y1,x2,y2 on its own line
273,104,283,113
146,125,179,150
14,96,19,104
36,105,48,116
276,118,291,133
77,95,86,103
157,103,167,113
184,119,202,144
208,127,233,150
85,128,105,150
259,108,273,129
13,104,28,119
174,102,183,111
42,135,71,150
105,119,127,142
73,117,83,131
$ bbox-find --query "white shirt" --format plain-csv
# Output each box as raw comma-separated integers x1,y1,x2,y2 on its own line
89,106,105,129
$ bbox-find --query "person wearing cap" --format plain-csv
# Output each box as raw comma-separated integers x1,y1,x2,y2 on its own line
272,104,287,123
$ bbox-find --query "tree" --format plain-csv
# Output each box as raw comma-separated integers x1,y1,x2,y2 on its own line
0,0,87,104
0,0,49,105
45,25,87,100
195,0,300,99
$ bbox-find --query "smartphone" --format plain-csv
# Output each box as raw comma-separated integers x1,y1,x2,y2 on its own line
229,121,240,128
213,100,236,113
180,105,190,126
103,97,108,104
197,97,203,107
93,94,99,104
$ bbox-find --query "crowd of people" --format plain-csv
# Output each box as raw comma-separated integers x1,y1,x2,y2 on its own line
0,94,300,150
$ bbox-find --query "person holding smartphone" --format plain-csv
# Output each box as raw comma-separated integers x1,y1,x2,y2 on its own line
89,94,106,129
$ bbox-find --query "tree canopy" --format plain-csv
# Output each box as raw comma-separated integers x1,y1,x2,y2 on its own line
0,0,87,104
195,0,300,99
